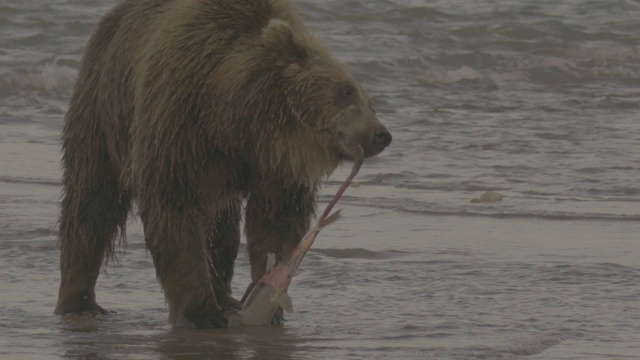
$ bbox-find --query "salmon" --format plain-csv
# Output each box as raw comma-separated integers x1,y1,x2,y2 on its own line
228,158,363,327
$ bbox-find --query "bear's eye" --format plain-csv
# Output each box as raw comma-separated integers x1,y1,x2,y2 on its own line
341,84,356,98
336,84,357,108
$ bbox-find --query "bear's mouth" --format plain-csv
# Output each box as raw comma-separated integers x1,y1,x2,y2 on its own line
336,139,365,162
333,123,391,162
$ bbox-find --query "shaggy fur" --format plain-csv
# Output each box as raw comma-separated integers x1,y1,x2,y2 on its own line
55,0,391,327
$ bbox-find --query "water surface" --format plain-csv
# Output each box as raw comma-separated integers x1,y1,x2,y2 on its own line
1,0,639,359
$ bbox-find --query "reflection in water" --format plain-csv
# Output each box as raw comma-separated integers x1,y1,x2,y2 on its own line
56,313,301,359
157,327,299,360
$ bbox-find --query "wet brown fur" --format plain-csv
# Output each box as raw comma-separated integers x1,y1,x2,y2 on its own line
55,0,389,327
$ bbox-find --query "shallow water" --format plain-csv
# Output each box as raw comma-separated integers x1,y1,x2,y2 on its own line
1,0,639,359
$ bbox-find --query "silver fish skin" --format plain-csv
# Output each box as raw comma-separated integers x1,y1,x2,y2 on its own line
228,157,362,328
228,211,342,327
228,253,294,327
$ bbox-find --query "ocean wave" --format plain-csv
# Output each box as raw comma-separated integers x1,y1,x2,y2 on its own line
525,262,640,288
19,228,58,238
506,334,563,356
409,47,640,87
401,208,640,222
339,14,640,88
323,194,640,223
314,248,404,260
32,62,77,92
0,63,76,118
365,6,456,23
21,62,77,93
0,176,60,187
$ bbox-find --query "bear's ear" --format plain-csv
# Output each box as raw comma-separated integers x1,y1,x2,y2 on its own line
261,19,309,64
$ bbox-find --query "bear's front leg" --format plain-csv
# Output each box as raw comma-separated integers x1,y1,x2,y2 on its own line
206,196,244,313
244,183,316,323
140,206,230,328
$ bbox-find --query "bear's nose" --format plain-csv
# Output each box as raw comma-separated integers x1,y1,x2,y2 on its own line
375,126,392,148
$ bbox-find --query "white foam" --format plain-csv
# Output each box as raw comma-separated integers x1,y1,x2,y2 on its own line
29,62,77,92
419,65,476,84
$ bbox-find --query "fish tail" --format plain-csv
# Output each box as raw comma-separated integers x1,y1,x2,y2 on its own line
319,209,342,229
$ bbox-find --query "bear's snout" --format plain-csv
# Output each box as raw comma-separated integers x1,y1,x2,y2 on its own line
337,109,392,161
374,125,392,150
361,123,391,158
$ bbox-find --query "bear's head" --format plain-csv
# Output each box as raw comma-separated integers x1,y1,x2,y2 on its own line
261,19,392,163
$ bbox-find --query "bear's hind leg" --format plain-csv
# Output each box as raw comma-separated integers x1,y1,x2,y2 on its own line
55,153,130,315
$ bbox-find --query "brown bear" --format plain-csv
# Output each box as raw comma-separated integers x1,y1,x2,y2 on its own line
55,0,391,328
